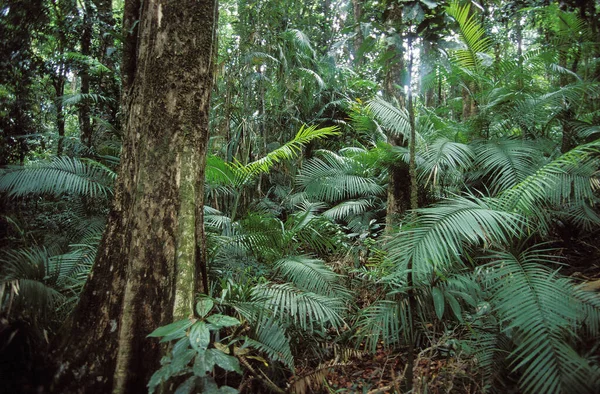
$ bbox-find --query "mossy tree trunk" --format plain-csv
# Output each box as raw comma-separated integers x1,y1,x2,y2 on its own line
51,0,217,392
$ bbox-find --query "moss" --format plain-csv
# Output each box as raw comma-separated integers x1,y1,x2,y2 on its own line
173,144,199,319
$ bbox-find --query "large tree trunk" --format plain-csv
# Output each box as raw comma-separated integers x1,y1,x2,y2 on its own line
51,0,217,393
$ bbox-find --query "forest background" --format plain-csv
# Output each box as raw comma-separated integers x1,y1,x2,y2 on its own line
1,0,600,393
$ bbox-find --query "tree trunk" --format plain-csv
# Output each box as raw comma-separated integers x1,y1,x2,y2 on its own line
352,0,363,66
383,2,409,232
79,0,93,150
50,0,217,392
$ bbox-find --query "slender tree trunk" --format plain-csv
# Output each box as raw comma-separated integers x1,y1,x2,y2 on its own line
383,2,409,232
79,0,93,150
352,0,363,66
405,36,418,394
51,1,218,393
54,66,66,156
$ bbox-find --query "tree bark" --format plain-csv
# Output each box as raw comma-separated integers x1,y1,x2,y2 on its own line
79,0,93,150
383,2,409,232
51,0,218,392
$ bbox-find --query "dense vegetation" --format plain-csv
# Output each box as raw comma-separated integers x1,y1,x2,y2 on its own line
1,0,599,393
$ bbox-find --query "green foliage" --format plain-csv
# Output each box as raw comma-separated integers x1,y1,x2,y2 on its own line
485,246,600,394
0,156,115,198
147,298,242,394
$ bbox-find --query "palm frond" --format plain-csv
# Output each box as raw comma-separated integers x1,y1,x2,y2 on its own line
234,125,339,177
297,154,385,203
486,247,600,394
245,317,294,370
322,199,374,221
0,156,115,198
472,139,541,195
274,255,347,298
353,300,406,353
367,97,412,142
387,195,523,272
419,137,474,188
252,283,345,332
498,139,600,228
446,0,492,72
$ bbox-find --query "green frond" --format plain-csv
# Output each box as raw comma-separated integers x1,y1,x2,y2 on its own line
1,247,67,320
472,139,541,195
387,195,523,272
253,283,345,332
419,137,474,188
0,156,115,198
234,125,339,177
245,318,295,370
322,199,374,221
367,97,412,142
446,0,492,72
297,154,385,203
274,255,347,298
486,247,600,394
298,68,325,90
354,300,406,353
61,92,116,106
498,139,600,227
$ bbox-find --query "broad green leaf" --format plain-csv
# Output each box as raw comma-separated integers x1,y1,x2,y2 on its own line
206,314,241,329
173,337,191,357
218,386,239,393
432,287,445,319
189,321,211,352
202,377,220,393
170,348,196,374
209,349,242,374
148,318,194,338
174,376,197,394
148,365,175,394
446,292,463,322
193,349,216,377
196,298,214,318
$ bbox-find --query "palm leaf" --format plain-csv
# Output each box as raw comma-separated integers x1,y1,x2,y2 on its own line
252,283,345,332
471,139,541,195
274,255,347,298
245,317,295,370
0,156,115,198
387,195,523,272
486,247,600,394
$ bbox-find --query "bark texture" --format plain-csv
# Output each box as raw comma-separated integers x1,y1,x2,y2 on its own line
51,0,217,392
